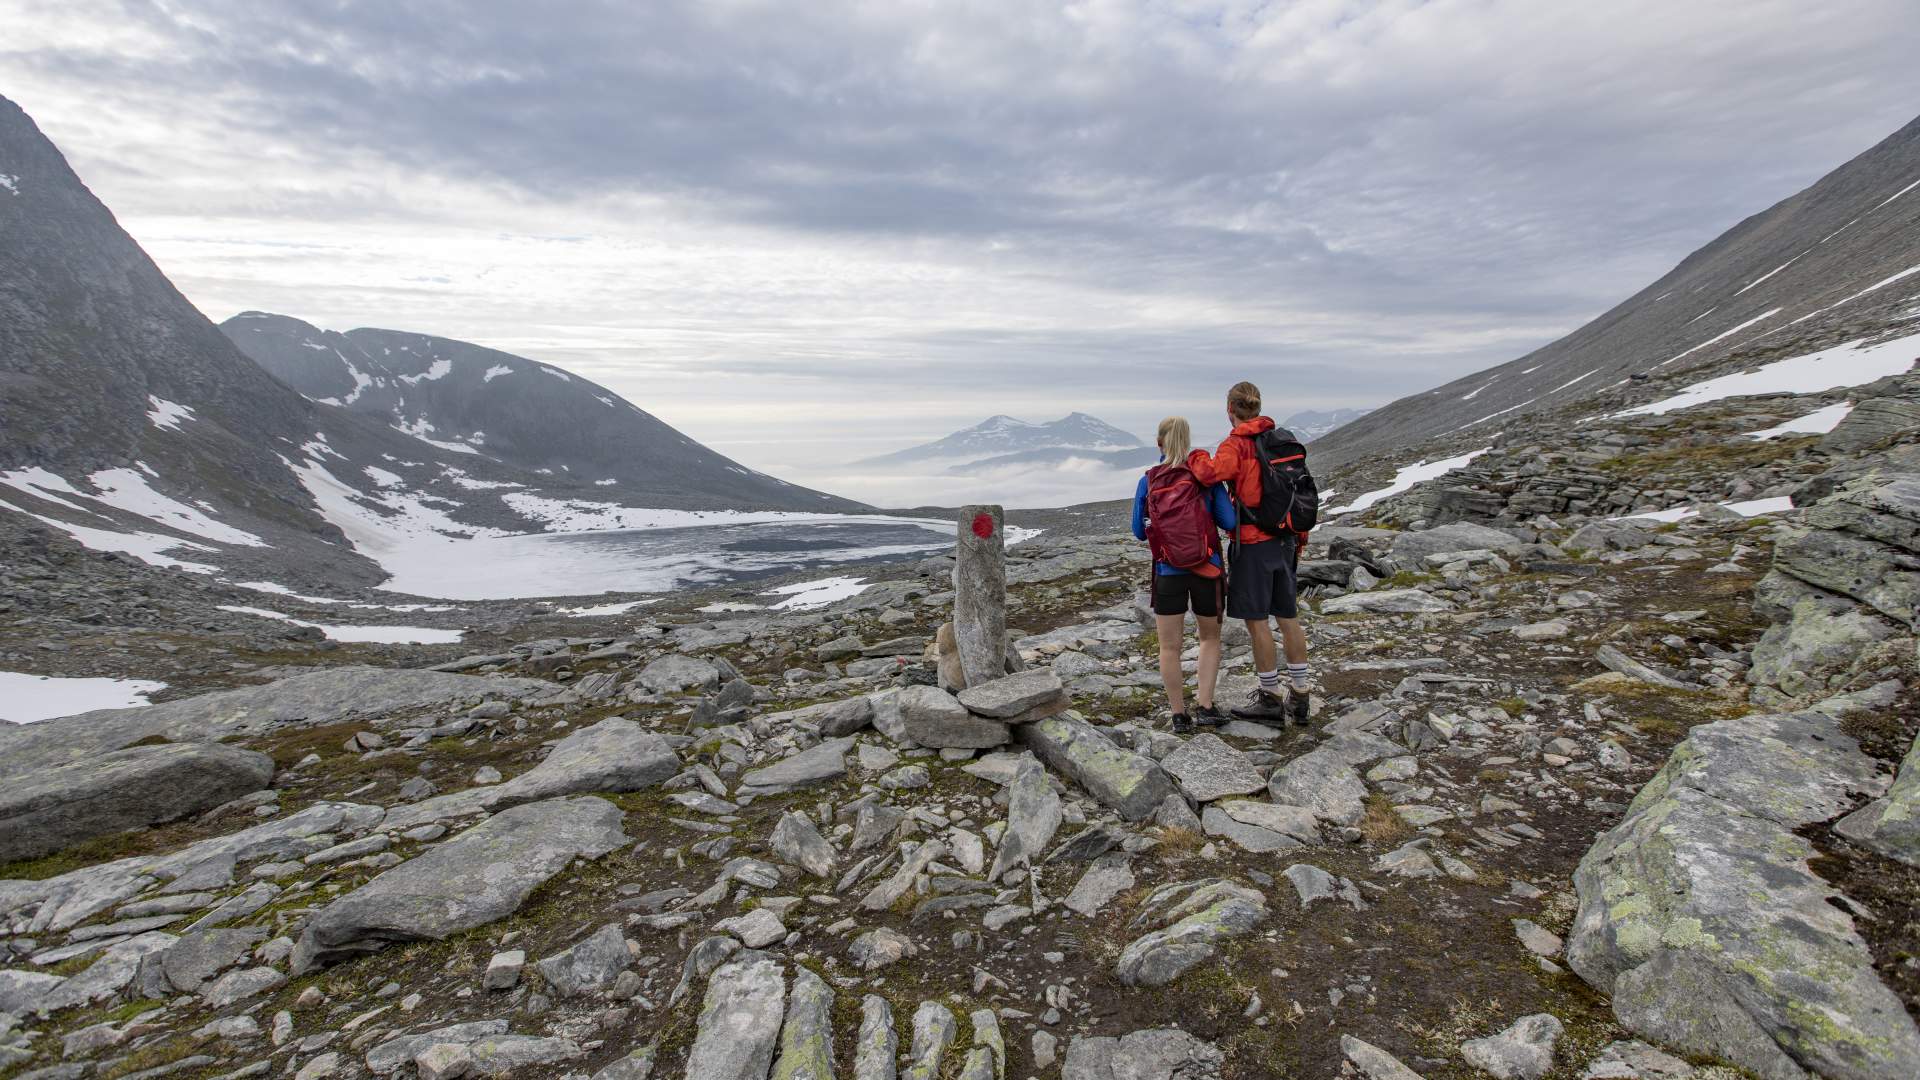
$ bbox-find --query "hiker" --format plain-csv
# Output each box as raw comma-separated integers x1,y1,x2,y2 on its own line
1186,381,1319,727
1131,416,1236,734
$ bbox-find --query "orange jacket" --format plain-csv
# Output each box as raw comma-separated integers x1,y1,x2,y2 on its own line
1187,416,1282,546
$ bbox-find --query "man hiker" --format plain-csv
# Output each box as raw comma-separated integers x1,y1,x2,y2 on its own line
1185,381,1316,727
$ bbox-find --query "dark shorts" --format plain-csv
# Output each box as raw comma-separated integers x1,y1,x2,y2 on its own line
1227,539,1299,621
1152,572,1223,618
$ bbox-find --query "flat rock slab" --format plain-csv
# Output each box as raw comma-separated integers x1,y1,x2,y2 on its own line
1116,880,1267,988
1268,748,1368,826
0,742,274,862
637,654,721,694
1160,733,1265,802
1568,710,1918,1080
738,737,854,794
956,669,1068,719
1322,588,1453,615
758,698,874,737
685,951,786,1080
294,796,628,971
0,666,554,773
1017,717,1173,822
1389,522,1522,563
897,685,1010,749
384,717,678,829
1062,1028,1224,1080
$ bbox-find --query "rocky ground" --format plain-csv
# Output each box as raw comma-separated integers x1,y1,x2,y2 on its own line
2,395,1917,1080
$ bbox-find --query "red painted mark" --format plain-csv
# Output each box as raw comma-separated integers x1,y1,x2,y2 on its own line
971,513,995,539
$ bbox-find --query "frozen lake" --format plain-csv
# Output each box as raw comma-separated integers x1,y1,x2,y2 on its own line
374,516,975,601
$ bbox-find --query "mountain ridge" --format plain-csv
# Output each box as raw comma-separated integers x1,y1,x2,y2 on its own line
858,412,1144,467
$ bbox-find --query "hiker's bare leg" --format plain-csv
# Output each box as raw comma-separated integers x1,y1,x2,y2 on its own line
1246,617,1277,674
1154,613,1187,714
1277,617,1307,667
1195,615,1222,708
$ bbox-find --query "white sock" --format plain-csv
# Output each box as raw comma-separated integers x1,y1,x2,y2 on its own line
1288,663,1310,690
1257,670,1281,694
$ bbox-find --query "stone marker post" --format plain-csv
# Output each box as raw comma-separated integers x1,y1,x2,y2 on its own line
953,504,1007,688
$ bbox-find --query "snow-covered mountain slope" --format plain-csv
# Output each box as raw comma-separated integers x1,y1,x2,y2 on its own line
1313,112,1920,472
860,413,1143,467
1281,407,1373,443
0,94,878,596
224,313,865,514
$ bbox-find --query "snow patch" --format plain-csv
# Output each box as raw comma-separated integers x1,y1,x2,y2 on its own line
0,496,219,572
540,366,572,382
1747,402,1854,440
559,599,660,617
216,605,463,644
399,358,453,385
1613,497,1796,524
1326,448,1491,516
1619,330,1920,417
86,467,268,547
0,672,167,724
146,396,196,432
364,466,406,488
0,174,18,196
392,417,482,455
1788,265,1920,327
765,576,870,610
483,364,514,382
1551,369,1600,393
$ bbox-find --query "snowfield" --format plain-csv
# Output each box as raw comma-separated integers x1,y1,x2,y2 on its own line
1327,448,1492,516
1747,402,1854,440
1619,329,1920,417
0,671,167,724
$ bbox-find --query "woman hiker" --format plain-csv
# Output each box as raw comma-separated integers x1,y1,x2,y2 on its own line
1131,416,1236,733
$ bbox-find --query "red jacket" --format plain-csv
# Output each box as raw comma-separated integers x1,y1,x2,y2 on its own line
1187,417,1285,546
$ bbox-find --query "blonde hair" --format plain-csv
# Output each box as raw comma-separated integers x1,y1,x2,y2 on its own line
1157,416,1192,466
1228,381,1262,421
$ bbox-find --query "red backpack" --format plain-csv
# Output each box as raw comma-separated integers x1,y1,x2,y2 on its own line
1144,464,1222,578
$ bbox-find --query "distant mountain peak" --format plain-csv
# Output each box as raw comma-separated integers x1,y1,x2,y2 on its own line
860,412,1144,467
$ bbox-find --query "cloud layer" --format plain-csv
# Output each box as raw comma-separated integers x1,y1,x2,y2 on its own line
5,0,1918,505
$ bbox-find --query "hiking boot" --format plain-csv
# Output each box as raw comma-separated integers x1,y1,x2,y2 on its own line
1171,712,1193,734
1230,688,1289,726
1288,687,1313,727
1192,703,1226,728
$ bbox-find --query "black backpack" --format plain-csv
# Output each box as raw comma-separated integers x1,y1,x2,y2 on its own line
1239,426,1319,535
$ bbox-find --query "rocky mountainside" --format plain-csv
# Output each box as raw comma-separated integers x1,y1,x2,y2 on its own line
861,413,1143,468
1,94,875,596
222,313,863,514
1314,113,1920,471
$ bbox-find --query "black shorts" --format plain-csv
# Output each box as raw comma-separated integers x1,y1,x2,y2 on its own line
1152,572,1223,618
1226,539,1299,621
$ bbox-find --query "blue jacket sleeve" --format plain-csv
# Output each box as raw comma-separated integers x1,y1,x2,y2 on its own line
1130,474,1149,540
1207,482,1236,531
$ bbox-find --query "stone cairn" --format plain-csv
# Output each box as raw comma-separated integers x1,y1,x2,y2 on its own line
952,503,1008,688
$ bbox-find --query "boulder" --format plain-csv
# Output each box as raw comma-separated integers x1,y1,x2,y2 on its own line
759,698,874,737
770,967,834,1080
897,686,1009,749
637,654,721,694
383,718,678,829
294,797,628,971
1460,1014,1562,1080
1389,522,1522,563
738,737,854,794
1061,1029,1224,1080
686,953,786,1080
1159,734,1265,802
1834,729,1920,866
0,666,553,772
1268,748,1368,825
987,755,1062,880
1747,598,1896,692
1017,717,1174,822
770,811,838,879
1567,710,1919,1080
535,924,631,998
1818,397,1920,453
957,670,1068,720
0,742,275,862
1322,589,1453,615
1115,879,1267,987
1339,1036,1425,1080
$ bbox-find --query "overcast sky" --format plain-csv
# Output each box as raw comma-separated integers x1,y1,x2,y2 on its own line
5,0,1919,505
